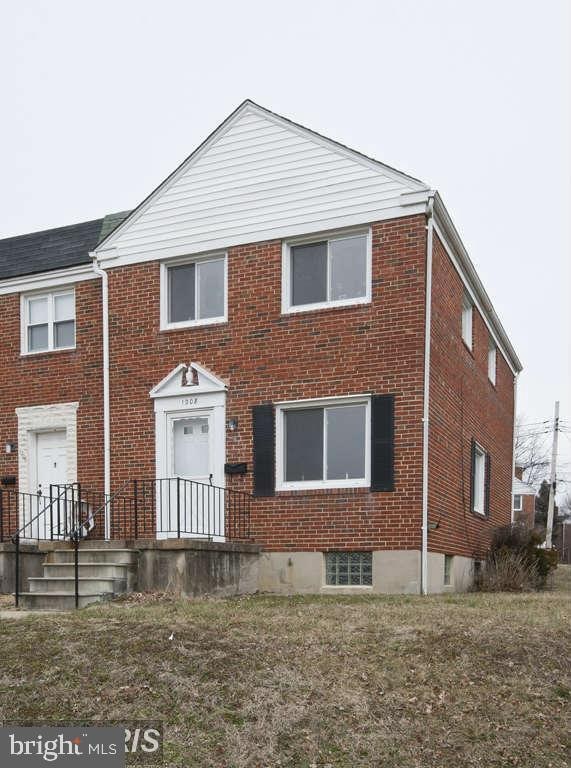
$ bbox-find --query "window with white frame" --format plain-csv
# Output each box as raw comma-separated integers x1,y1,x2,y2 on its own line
22,290,75,354
461,293,473,349
325,551,372,586
161,254,226,328
472,442,487,515
488,338,497,384
283,229,371,313
513,494,522,512
276,397,370,490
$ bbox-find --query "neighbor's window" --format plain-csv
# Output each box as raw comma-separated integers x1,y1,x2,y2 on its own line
284,230,370,312
277,398,369,489
513,494,522,512
488,339,497,384
163,255,226,327
23,290,75,354
472,442,487,515
444,554,453,586
325,551,372,586
461,293,473,349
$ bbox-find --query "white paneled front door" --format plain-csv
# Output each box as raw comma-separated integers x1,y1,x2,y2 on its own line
172,413,212,484
35,430,68,494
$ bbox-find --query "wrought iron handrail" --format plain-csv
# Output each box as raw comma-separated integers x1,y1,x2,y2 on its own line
9,484,79,543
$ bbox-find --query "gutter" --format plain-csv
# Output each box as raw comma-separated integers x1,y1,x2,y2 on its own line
90,252,111,538
421,191,435,595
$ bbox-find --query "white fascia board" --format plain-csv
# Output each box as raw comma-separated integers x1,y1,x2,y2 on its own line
432,192,522,375
0,263,99,296
93,200,428,269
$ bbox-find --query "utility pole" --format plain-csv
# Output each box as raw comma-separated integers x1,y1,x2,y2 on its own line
545,400,560,549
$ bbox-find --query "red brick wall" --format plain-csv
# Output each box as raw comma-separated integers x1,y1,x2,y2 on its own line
428,233,515,559
106,216,428,551
0,280,104,536
514,495,535,529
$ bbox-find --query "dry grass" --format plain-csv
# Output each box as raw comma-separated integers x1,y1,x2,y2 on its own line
0,569,570,767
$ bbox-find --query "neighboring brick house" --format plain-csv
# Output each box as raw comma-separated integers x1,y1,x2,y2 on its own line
0,100,522,594
512,467,536,529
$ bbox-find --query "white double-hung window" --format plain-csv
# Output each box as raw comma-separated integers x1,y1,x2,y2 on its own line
282,228,371,313
276,396,370,490
22,290,75,354
161,253,227,329
461,293,473,349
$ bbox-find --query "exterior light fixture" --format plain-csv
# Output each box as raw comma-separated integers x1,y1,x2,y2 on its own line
5,442,15,454
226,419,238,432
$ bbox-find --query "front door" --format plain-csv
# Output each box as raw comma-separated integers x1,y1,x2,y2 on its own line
160,411,224,539
22,430,68,538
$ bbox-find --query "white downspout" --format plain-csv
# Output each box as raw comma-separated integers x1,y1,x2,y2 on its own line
511,373,519,523
90,252,111,538
421,192,435,595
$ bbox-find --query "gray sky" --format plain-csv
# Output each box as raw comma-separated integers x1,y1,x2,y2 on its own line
1,0,569,493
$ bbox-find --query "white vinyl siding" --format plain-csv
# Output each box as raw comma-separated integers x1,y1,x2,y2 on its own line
488,339,497,384
462,293,473,349
21,290,75,355
160,254,227,330
99,106,423,265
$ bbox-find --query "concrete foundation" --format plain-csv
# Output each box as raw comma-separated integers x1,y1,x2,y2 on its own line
134,538,261,597
0,542,44,594
259,550,475,595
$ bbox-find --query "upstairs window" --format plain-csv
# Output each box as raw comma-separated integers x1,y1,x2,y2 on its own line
283,229,371,313
461,293,473,349
162,254,226,329
488,339,497,384
22,290,75,354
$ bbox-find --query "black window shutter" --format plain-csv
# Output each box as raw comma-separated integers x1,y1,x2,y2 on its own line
484,453,491,516
470,438,476,512
370,394,395,492
252,403,275,497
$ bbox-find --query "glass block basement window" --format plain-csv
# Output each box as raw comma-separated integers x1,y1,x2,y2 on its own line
325,552,372,586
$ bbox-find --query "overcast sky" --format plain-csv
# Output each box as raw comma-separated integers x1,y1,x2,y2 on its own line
1,0,569,492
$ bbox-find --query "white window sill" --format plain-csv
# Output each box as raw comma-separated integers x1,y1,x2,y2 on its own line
283,296,370,316
20,345,76,357
277,479,369,492
160,317,227,332
472,509,487,518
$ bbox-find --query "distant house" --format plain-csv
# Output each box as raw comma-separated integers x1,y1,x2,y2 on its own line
512,467,536,529
0,100,522,603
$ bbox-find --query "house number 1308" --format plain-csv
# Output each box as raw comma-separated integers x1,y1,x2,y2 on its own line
180,397,198,407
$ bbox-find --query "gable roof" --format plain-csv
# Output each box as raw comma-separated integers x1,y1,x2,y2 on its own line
94,99,429,261
513,477,536,496
0,211,130,279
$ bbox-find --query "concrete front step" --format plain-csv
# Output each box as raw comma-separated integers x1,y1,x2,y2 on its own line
43,562,131,579
18,592,112,610
47,548,139,565
28,576,127,595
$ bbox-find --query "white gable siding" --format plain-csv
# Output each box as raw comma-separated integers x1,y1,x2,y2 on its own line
99,105,426,264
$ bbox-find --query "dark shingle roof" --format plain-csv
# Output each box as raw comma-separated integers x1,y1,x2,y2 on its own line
0,211,131,280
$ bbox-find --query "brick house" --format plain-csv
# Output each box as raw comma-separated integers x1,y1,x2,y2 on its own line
0,101,522,596
512,467,536,529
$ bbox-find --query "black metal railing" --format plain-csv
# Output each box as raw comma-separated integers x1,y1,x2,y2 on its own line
0,477,252,609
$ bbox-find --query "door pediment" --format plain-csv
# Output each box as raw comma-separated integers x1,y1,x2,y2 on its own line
150,362,227,399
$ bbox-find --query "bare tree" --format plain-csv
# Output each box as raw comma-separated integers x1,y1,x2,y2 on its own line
515,416,550,487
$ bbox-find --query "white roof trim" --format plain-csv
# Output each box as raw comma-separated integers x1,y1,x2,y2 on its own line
433,192,522,374
94,100,429,256
150,362,228,399
0,263,98,296
513,477,536,495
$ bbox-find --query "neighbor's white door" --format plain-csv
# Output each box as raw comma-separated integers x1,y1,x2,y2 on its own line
22,430,68,539
160,412,224,539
